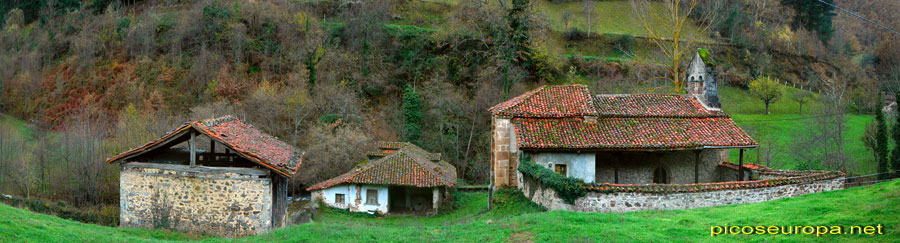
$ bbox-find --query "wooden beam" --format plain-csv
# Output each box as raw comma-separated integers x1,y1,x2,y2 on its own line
694,150,701,183
210,140,216,161
123,162,270,176
190,131,196,167
738,149,744,181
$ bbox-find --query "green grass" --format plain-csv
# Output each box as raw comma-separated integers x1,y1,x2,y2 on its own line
535,0,712,41
719,86,875,174
728,114,875,173
3,181,900,242
720,86,824,115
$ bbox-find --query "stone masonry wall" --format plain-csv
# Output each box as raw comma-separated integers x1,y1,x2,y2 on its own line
492,116,517,188
595,149,728,184
120,163,273,237
518,171,845,212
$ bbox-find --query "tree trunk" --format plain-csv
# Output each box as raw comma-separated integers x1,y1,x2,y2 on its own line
765,102,770,115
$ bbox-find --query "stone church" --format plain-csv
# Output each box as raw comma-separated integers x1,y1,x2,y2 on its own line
489,50,758,188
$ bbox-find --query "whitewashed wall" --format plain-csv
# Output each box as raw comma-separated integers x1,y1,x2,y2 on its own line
531,152,596,183
314,184,389,214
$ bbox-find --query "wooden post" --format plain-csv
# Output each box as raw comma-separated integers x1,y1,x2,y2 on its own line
210,140,216,161
694,150,701,183
614,164,619,184
613,152,619,183
190,131,196,167
738,149,744,181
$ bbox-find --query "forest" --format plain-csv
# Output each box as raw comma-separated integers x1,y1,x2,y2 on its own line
0,0,898,213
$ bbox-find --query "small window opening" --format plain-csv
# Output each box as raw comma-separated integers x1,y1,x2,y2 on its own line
366,189,379,205
335,193,345,205
554,164,567,176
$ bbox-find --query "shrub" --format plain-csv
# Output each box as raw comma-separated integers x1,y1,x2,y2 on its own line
563,27,588,41
517,157,586,204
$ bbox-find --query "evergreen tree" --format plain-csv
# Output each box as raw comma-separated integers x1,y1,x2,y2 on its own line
506,0,533,66
876,94,889,180
782,0,836,43
499,0,533,96
401,85,423,145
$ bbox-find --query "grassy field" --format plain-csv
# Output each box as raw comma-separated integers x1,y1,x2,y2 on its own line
534,0,711,40
2,181,899,242
718,86,875,174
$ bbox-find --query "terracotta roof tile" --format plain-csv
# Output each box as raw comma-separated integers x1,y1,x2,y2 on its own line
593,94,725,118
308,143,456,190
107,116,304,177
489,85,597,117
493,85,757,150
513,117,756,150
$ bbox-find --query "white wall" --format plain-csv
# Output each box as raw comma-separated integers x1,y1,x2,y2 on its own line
315,184,389,214
532,152,596,183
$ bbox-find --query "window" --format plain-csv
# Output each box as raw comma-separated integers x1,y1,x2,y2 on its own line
335,193,345,205
554,164,567,176
653,167,668,184
366,189,379,205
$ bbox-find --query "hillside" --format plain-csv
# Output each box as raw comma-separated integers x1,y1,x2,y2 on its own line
2,181,898,242
718,85,876,174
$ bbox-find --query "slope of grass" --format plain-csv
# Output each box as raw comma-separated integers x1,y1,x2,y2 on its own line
0,203,194,242
719,85,874,173
728,114,875,173
3,181,899,242
719,85,824,115
535,0,712,41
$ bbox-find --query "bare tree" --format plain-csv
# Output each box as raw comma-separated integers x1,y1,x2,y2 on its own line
791,90,813,115
561,10,573,31
631,0,717,93
582,0,595,34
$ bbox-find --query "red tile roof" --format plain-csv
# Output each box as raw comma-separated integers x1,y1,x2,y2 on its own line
514,117,756,150
719,162,767,171
308,143,456,190
593,94,725,118
489,85,597,117
106,116,304,177
493,85,757,150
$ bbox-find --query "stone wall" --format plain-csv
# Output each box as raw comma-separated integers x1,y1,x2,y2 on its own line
119,162,273,237
518,170,845,212
594,150,728,184
491,116,517,188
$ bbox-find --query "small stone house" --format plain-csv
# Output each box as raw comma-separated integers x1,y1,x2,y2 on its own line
489,52,758,188
308,142,456,215
106,115,304,237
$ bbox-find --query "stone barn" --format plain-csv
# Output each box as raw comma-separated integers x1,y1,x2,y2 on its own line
106,115,304,237
308,142,456,215
489,52,759,188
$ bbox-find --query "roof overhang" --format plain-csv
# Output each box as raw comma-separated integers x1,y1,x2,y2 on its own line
106,122,303,178
520,144,759,153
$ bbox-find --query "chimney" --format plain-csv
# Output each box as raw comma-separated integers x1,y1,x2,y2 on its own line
430,153,441,162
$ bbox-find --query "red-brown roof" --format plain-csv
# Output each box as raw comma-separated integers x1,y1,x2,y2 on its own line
106,116,304,177
308,143,456,190
593,94,725,118
489,85,597,117
493,85,757,150
719,162,767,171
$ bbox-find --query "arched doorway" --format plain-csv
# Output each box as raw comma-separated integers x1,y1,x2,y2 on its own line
652,167,668,184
